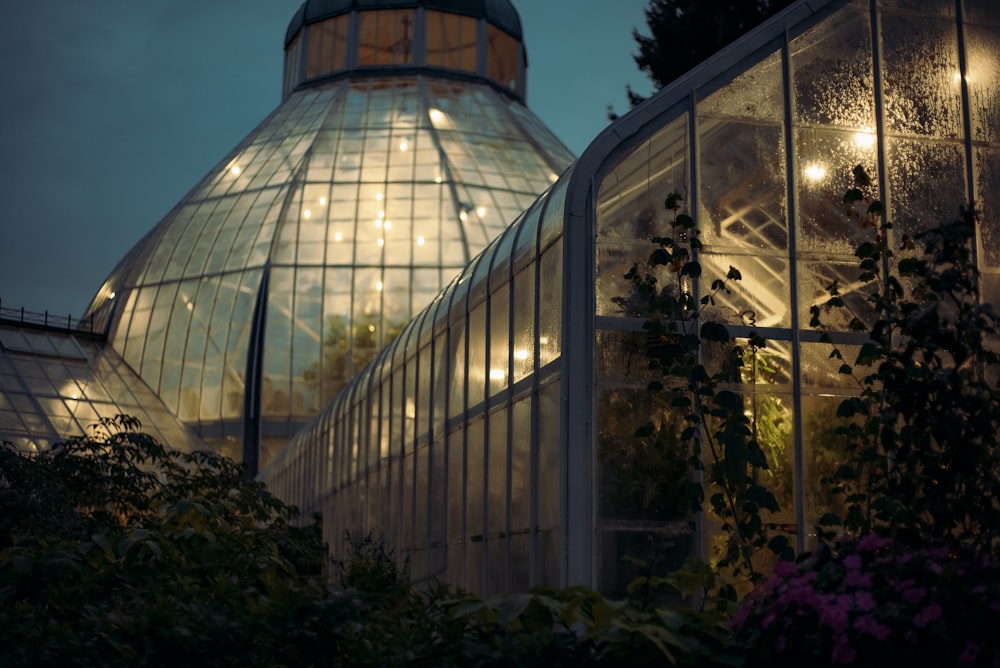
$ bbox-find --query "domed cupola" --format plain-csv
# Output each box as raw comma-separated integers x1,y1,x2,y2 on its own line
283,0,526,101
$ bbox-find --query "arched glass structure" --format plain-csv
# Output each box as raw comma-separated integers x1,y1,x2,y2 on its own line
260,0,1000,596
80,0,573,473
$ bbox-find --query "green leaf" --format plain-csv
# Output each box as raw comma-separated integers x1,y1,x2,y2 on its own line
843,188,864,204
680,260,702,278
700,321,730,343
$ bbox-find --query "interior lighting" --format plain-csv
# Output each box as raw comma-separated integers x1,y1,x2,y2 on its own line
303,209,312,219
376,193,384,201
368,324,376,333
376,281,384,292
230,165,242,176
489,369,506,381
476,206,487,217
514,349,530,361
108,291,116,300
854,130,876,148
375,219,383,228
539,336,550,345
459,210,468,222
319,196,328,205
429,108,444,124
334,232,343,242
416,236,425,246
384,221,393,230
399,138,409,152
548,172,559,183
377,238,385,247
434,176,443,184
804,163,827,182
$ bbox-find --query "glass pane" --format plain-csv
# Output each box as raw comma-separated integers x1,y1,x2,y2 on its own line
886,137,967,237
795,128,880,255
881,14,963,138
965,23,1000,143
792,2,875,129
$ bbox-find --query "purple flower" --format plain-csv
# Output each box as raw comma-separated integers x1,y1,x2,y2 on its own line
857,534,891,552
958,641,981,667
844,554,863,571
913,604,942,629
854,614,890,640
853,590,877,612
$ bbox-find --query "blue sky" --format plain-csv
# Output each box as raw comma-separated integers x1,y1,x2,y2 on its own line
0,0,654,317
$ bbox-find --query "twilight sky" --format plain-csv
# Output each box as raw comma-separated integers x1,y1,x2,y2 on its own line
0,0,654,318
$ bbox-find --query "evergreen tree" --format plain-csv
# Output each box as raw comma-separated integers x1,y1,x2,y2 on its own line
623,0,794,110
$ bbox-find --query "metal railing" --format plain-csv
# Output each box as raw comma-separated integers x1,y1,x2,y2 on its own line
0,299,101,336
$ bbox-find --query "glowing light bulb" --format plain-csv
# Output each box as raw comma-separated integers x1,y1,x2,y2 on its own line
539,336,550,345
376,281,383,292
376,193,383,201
384,220,392,230
459,210,468,222
416,236,425,246
514,349,530,361
429,108,444,124
804,164,827,182
303,209,312,219
375,219,383,228
489,369,506,381
434,176,443,184
854,131,876,148
368,324,376,332
476,206,486,217
108,291,116,300
319,196,328,205
334,232,343,242
230,165,241,176
399,139,409,151
377,238,384,247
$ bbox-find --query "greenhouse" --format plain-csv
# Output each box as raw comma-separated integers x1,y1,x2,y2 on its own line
260,0,1000,595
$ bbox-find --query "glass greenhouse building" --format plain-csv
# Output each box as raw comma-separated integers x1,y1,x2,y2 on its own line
8,0,571,471
260,0,1000,595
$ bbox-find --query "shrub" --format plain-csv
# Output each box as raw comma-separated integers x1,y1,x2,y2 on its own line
730,535,1000,666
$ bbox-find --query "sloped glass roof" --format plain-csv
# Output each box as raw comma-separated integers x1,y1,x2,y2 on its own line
0,324,206,454
83,74,572,471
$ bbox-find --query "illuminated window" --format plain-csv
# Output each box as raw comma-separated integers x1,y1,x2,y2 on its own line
426,11,477,73
487,26,518,89
306,15,349,80
359,10,415,67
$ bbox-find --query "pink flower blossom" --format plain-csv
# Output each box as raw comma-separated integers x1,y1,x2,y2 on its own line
854,614,890,640
913,604,943,629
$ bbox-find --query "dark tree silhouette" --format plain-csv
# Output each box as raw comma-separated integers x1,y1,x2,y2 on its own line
621,0,795,112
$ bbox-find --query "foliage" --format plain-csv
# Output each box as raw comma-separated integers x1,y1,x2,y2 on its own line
1,416,333,667
730,535,1000,667
612,193,792,594
619,0,794,112
811,166,1000,560
2,417,739,667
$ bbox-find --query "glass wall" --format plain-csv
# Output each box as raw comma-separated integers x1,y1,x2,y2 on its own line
262,0,999,595
265,178,568,594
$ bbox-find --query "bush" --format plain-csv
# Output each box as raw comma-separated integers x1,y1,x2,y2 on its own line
730,535,1000,666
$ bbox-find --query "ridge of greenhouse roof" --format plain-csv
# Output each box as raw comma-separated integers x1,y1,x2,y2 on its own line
285,0,523,46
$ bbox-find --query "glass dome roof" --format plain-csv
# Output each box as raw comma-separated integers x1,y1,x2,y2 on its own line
83,10,573,472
